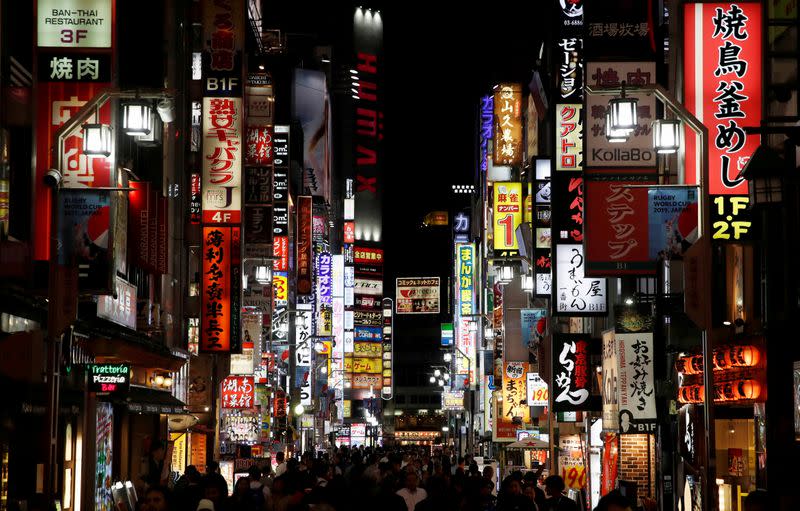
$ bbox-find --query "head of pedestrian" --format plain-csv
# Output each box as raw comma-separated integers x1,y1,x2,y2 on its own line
142,486,172,511
594,490,632,511
544,475,566,498
196,499,214,511
405,470,419,492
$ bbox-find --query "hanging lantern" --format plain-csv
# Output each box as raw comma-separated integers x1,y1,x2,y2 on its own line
255,265,271,285
82,123,113,156
713,350,730,371
721,382,737,401
729,345,760,367
521,273,534,293
496,264,514,284
652,119,681,154
122,101,153,136
735,379,761,400
605,111,629,143
608,84,639,133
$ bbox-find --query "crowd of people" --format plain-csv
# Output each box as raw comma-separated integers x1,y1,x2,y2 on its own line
138,447,768,511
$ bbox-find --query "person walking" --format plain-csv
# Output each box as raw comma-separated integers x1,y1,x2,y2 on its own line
396,471,427,511
541,476,577,511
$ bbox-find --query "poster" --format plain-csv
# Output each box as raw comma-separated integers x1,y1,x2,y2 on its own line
520,308,547,351
396,277,440,314
647,187,699,259
95,402,113,511
559,435,587,490
526,372,549,407
58,189,114,294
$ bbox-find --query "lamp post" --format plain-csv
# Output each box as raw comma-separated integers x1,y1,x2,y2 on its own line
585,83,714,510
42,88,173,503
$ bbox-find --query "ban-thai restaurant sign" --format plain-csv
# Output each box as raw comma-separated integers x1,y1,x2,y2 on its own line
552,334,598,412
493,361,530,442
683,3,761,196
201,226,235,352
493,84,523,167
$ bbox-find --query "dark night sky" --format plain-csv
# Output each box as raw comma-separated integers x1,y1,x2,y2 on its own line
382,4,551,276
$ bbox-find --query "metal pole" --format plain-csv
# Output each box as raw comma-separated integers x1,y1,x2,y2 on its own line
44,183,62,504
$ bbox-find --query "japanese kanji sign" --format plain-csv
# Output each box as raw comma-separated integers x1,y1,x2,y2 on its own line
684,3,761,195
201,226,233,352
494,362,530,442
552,334,594,412
479,95,493,174
554,244,607,315
617,331,657,433
492,84,522,166
601,330,619,431
220,376,254,409
38,52,111,82
202,96,242,224
245,127,273,166
295,305,312,406
556,104,583,171
457,243,476,316
296,196,313,295
586,61,657,168
493,182,522,253
396,277,440,314
317,251,333,336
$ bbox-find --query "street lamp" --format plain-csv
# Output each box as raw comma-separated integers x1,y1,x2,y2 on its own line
495,264,514,284
443,353,453,363
521,273,534,293
605,111,629,143
82,123,113,156
608,82,638,133
122,101,153,136
255,264,271,284
653,119,682,154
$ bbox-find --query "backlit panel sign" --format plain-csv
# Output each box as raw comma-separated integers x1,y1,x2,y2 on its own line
493,182,522,253
202,97,243,224
37,0,113,48
88,363,130,393
555,244,607,315
296,196,313,295
556,104,583,171
684,2,761,195
457,243,476,316
201,226,233,352
492,84,523,167
221,376,254,409
396,277,440,314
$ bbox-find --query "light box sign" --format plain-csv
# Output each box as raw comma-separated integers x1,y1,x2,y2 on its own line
221,376,254,409
37,0,113,48
88,363,130,393
615,305,657,433
296,196,313,295
556,104,583,171
492,84,523,167
441,323,454,347
555,244,607,315
317,251,333,335
684,2,761,195
584,178,655,275
396,277,440,314
201,226,233,352
457,243,476,316
526,372,549,407
493,182,522,253
442,390,465,411
585,62,657,169
97,277,136,330
601,330,619,431
202,97,243,224
494,362,530,442
245,126,272,166
552,334,595,412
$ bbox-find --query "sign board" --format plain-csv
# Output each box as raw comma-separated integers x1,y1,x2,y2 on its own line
88,363,130,393
396,277,440,314
97,277,136,330
37,0,113,48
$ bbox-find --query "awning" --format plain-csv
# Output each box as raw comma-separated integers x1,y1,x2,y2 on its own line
122,385,187,415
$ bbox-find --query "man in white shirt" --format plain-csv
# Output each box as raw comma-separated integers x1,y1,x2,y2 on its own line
396,471,427,511
274,452,287,477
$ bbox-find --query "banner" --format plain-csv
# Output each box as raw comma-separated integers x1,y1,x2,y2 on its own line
647,187,699,259
601,330,619,431
201,226,233,352
551,172,584,244
684,2,761,196
97,277,136,330
493,182,522,253
293,69,330,199
58,189,114,294
492,84,523,166
396,277,440,314
554,244,607,315
295,305,312,406
552,334,595,412
520,308,547,351
560,435,587,490
442,390,465,411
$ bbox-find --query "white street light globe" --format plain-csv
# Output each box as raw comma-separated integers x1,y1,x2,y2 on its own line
294,404,305,415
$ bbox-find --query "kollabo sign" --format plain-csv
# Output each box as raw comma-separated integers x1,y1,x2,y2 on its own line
37,0,113,48
88,363,130,393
